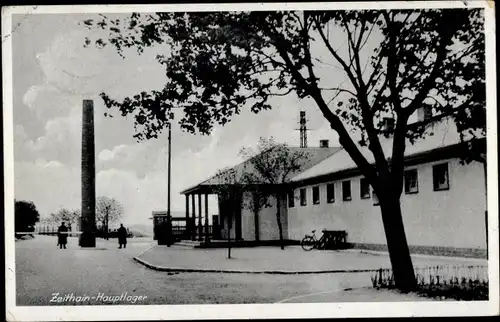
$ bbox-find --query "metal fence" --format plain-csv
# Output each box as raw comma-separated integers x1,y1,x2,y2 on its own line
171,225,214,238
371,264,489,300
16,228,81,237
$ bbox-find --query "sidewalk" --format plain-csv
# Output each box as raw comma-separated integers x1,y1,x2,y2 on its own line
277,286,435,303
135,245,487,274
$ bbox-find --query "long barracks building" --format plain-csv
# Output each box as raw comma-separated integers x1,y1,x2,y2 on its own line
181,115,487,258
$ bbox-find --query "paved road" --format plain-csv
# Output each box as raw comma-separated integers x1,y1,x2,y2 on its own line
15,236,382,305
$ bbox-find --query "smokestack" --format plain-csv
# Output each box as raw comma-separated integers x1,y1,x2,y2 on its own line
382,117,395,138
79,99,96,247
319,140,329,148
417,106,433,123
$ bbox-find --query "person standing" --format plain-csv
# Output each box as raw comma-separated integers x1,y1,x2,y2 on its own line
158,217,173,246
117,223,127,249
57,222,68,249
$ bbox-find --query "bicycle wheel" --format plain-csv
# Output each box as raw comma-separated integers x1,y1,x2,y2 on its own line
301,236,315,251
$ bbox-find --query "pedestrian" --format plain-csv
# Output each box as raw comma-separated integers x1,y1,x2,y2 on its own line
117,223,127,249
57,222,68,249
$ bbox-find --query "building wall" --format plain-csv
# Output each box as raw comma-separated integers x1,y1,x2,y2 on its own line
219,197,237,240
287,158,487,250
240,192,289,241
241,192,256,241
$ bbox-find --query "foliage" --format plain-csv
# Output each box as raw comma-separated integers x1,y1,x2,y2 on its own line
83,10,484,145
96,196,124,225
211,167,247,258
14,199,41,233
239,137,312,185
239,137,311,249
50,208,80,226
82,8,486,199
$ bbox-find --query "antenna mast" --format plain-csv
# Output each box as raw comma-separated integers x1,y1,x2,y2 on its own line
167,123,171,217
299,111,308,148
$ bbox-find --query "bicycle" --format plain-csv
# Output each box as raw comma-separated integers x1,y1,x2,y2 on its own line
300,229,326,251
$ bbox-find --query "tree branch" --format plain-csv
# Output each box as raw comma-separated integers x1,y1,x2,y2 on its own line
313,16,361,93
404,14,459,116
382,11,402,113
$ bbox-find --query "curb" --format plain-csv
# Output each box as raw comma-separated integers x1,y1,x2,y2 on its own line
276,288,351,303
133,256,382,275
343,249,488,263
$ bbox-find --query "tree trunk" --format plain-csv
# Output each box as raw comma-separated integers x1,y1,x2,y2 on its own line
378,196,417,292
275,195,285,250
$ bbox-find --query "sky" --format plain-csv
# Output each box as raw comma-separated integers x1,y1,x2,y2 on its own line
11,13,364,226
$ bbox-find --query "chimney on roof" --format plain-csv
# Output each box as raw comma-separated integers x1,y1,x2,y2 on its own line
382,117,395,138
319,139,329,148
417,106,433,123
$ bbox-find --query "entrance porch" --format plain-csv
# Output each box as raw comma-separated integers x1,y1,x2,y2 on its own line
181,184,246,244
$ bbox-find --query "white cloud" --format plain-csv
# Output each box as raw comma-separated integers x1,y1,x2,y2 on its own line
14,125,28,142
97,142,166,179
22,83,82,120
14,160,81,216
96,168,218,226
36,28,167,100
26,113,82,166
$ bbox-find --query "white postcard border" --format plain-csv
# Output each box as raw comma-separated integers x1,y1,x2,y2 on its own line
3,1,498,320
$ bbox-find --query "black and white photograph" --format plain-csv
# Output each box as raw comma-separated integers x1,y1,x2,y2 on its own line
3,1,499,320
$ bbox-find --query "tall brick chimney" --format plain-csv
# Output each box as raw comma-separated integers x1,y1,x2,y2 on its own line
79,99,96,247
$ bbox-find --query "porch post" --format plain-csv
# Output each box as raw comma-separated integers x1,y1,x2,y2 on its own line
185,194,190,239
204,193,209,243
198,193,203,241
191,194,196,240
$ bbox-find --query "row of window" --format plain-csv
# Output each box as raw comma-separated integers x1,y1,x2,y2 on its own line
289,162,450,207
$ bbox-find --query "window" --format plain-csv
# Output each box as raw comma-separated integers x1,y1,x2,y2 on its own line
360,178,371,199
326,183,335,203
342,181,352,201
288,191,295,208
373,190,379,205
312,186,320,205
404,169,419,194
433,163,449,191
300,188,307,206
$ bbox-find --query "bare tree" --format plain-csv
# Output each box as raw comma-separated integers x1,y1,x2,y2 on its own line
240,137,311,250
211,167,246,259
50,208,80,228
96,196,124,240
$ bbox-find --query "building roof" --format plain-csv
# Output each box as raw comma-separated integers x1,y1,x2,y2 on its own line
181,116,485,194
181,146,342,195
290,117,481,183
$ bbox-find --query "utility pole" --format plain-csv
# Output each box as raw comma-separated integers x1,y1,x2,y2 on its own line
167,123,172,218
